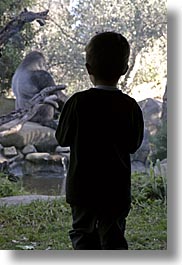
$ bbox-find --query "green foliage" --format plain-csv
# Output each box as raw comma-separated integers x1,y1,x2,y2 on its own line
0,172,27,197
0,198,72,250
0,0,37,94
0,197,166,250
131,161,167,206
127,201,167,250
0,45,23,94
29,0,167,95
150,121,167,162
132,37,167,86
0,0,167,95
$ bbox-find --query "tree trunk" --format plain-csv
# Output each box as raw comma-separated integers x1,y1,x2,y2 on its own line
120,50,141,93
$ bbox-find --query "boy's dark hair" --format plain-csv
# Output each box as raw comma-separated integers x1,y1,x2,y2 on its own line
85,31,130,81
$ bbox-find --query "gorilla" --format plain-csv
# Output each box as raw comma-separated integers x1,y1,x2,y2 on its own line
12,51,64,129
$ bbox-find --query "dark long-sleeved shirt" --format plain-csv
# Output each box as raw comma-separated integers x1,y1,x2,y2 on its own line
56,88,144,210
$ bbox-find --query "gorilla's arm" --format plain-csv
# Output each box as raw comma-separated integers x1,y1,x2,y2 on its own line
30,70,66,112
0,85,67,135
30,70,55,91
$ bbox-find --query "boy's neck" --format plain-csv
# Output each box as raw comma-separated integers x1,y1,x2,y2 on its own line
95,80,118,87
95,85,118,90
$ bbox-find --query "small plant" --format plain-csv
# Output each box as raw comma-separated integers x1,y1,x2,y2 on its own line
0,172,27,197
150,121,167,163
131,160,167,205
148,159,167,204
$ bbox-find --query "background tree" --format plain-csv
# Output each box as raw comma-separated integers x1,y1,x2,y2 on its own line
0,0,37,94
0,0,167,96
30,0,166,95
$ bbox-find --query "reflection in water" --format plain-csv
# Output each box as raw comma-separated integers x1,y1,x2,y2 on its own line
10,154,69,196
22,156,68,196
23,173,65,196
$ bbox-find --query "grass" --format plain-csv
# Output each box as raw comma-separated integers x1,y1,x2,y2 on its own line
0,173,29,197
0,197,167,250
0,198,72,250
0,165,167,250
127,202,167,250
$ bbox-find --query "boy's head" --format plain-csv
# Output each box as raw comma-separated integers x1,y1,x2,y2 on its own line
85,32,130,85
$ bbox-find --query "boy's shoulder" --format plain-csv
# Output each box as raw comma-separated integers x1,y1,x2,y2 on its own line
68,89,89,98
121,90,137,103
67,88,138,106
66,89,88,103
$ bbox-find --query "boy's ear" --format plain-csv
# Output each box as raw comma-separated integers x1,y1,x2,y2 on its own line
85,63,93,75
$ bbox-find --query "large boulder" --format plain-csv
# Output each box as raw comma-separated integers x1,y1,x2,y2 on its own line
131,161,146,173
21,153,65,177
131,128,150,165
161,85,167,124
138,98,162,135
154,158,167,177
0,121,58,152
130,98,162,170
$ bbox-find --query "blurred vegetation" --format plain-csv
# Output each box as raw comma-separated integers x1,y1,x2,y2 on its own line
150,121,167,163
0,0,37,94
0,0,167,96
0,172,28,197
131,161,167,206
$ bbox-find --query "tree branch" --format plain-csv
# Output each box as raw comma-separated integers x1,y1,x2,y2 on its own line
0,85,66,137
49,17,86,46
0,9,49,47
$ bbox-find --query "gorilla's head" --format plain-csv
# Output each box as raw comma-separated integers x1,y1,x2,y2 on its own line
20,51,47,71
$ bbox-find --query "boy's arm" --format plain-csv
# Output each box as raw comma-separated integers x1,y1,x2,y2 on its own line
55,95,76,147
129,102,144,154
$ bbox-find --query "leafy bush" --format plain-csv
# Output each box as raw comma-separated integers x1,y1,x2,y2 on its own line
131,160,167,205
0,0,37,95
149,121,167,162
0,172,27,197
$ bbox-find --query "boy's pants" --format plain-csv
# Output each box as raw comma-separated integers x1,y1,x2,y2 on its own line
69,205,129,250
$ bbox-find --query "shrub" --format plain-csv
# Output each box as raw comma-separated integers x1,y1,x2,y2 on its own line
131,160,167,205
150,121,167,162
0,172,27,197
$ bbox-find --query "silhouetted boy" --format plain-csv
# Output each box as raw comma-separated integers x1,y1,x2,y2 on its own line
56,32,144,250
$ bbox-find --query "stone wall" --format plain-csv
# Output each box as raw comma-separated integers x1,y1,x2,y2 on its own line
0,121,70,179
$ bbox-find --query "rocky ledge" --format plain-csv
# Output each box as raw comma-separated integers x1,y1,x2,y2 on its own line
0,97,167,178
0,121,70,177
0,195,62,207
